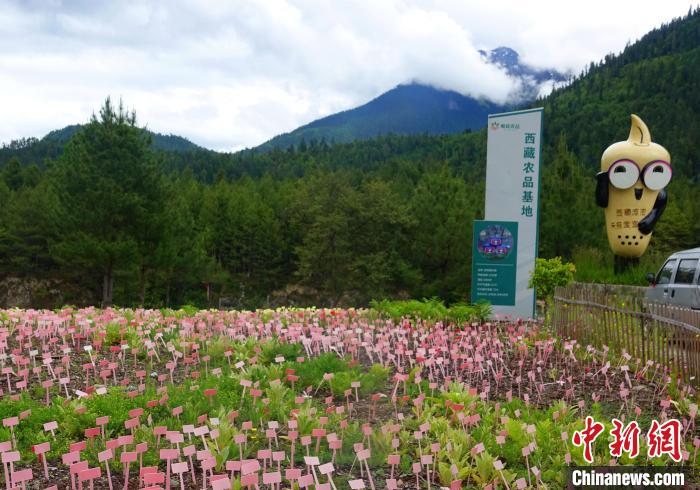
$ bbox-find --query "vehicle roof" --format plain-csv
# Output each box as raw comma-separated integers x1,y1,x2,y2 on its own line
669,247,700,257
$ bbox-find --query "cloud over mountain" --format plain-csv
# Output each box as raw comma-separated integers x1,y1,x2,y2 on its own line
0,0,691,150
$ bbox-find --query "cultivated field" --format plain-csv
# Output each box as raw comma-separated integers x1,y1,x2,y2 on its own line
0,307,696,489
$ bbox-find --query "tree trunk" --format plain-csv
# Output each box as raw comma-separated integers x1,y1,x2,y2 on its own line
102,266,114,307
138,265,146,307
165,277,171,307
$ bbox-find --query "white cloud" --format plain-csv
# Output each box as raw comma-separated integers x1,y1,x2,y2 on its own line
0,0,694,150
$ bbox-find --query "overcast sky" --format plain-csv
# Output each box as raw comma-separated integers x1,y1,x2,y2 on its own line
0,0,695,151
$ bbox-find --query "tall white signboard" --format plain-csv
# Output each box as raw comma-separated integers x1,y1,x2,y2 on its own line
483,108,543,319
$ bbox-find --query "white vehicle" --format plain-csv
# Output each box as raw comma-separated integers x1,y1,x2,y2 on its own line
646,248,700,309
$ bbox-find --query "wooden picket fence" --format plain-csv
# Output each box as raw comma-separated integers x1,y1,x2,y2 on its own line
552,282,700,387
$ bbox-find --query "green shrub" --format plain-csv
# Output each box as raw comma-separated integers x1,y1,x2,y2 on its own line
528,257,576,303
370,298,492,324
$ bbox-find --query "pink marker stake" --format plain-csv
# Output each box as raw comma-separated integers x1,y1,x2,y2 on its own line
69,461,88,490
421,454,433,489
351,381,360,402
201,458,216,490
42,379,53,406
98,449,114,490
160,448,179,490
318,462,337,490
172,461,189,490
234,434,246,463
153,426,167,448
121,451,136,490
33,442,50,479
288,431,298,468
357,448,375,490
303,456,319,486
2,417,18,449
226,460,240,484
3,368,12,394
387,454,399,480
492,459,509,489
172,405,183,422
183,445,197,486
239,380,251,410
11,467,32,490
60,376,70,398
96,416,109,440
0,441,12,481
2,450,19,490
136,442,148,472
78,467,101,490
242,421,253,451
522,446,532,487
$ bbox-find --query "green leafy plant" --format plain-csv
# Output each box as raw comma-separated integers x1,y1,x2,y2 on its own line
371,298,493,325
528,256,576,318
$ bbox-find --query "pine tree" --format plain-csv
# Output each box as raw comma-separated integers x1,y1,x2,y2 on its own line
49,98,163,306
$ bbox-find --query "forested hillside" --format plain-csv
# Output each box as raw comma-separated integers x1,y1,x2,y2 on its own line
258,48,565,150
0,124,202,169
257,83,505,150
0,8,699,308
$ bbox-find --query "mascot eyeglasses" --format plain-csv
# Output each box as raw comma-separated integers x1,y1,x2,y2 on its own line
606,159,672,191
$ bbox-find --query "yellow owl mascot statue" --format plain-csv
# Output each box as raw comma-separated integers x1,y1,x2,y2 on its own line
596,115,672,271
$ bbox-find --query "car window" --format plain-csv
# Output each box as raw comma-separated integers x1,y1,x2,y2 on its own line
673,258,698,284
656,259,676,285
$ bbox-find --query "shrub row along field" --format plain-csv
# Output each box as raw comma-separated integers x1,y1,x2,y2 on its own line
0,307,696,489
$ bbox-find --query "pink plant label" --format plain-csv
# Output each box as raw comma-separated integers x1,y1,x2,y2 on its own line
12,468,33,482
69,461,88,475
241,460,260,475
128,408,144,418
61,451,79,465
121,451,137,463
211,477,232,490
2,451,19,463
160,448,179,459
79,467,101,481
304,456,320,466
33,442,50,454
85,427,100,438
98,449,112,462
298,474,315,487
70,440,87,452
263,471,282,484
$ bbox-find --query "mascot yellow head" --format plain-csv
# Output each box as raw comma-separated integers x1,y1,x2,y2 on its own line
596,115,671,258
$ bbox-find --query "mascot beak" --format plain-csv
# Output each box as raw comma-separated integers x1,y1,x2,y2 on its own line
635,188,643,200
